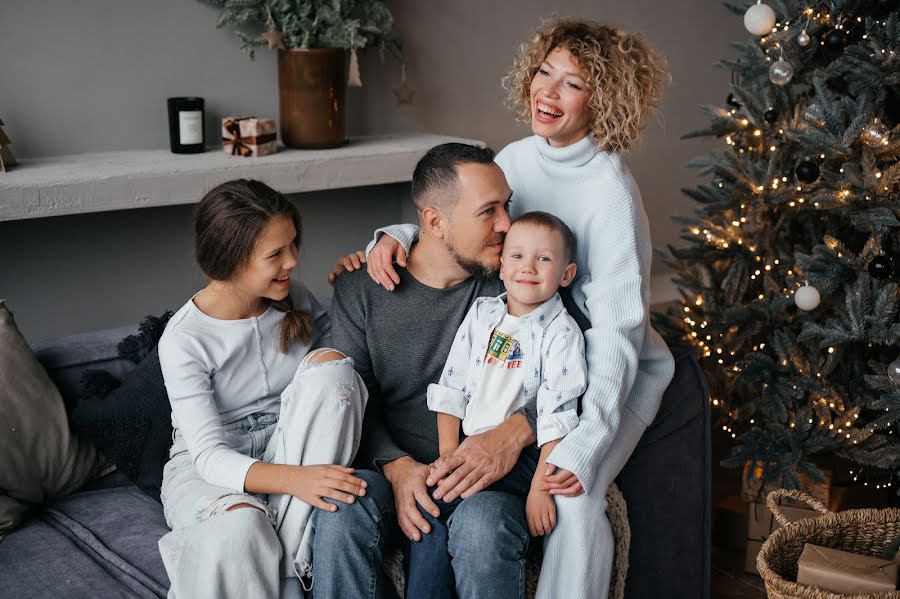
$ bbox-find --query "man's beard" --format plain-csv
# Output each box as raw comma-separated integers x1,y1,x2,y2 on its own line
447,234,503,280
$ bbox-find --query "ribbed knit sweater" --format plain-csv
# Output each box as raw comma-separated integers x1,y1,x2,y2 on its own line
371,134,675,493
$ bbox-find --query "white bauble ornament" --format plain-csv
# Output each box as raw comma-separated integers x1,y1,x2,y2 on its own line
794,285,821,310
745,2,777,36
769,60,794,86
797,30,811,46
861,120,890,147
889,359,900,386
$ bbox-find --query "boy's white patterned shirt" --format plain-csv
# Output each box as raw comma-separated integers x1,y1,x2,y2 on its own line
426,292,586,447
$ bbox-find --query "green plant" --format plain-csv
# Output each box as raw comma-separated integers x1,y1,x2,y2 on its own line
207,0,403,60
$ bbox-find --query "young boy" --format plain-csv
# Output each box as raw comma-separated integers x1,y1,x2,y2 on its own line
427,211,587,538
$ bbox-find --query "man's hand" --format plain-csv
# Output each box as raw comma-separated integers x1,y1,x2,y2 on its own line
327,250,366,286
383,456,441,541
366,235,407,291
427,415,533,502
540,464,585,497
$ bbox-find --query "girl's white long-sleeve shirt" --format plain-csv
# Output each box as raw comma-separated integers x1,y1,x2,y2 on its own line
368,134,675,494
158,280,329,491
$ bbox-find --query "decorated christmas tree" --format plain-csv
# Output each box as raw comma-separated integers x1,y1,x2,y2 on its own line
657,0,900,493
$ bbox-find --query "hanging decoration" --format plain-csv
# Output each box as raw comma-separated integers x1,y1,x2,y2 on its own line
769,57,794,86
744,1,777,36
796,160,820,184
393,62,416,105
889,359,900,386
869,255,895,280
794,284,821,311
860,119,890,147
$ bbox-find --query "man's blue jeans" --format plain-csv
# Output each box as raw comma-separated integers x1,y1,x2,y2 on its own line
311,465,531,599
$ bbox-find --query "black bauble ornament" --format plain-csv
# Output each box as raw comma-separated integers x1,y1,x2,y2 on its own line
824,29,849,50
764,109,778,123
796,160,820,184
727,93,742,109
869,255,895,280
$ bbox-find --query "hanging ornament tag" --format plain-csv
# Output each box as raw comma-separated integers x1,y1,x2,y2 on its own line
393,62,416,105
348,47,362,87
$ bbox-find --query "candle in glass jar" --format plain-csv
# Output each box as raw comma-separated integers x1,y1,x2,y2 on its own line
167,97,205,154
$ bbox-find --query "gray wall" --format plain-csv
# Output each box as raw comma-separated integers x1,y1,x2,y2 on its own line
1,0,745,342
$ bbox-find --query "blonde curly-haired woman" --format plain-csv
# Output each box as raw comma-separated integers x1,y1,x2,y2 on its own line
349,18,676,599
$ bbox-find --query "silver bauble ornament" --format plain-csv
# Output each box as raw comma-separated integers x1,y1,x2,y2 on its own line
769,60,794,86
797,30,811,46
889,359,900,386
744,2,777,36
794,285,821,311
861,120,890,147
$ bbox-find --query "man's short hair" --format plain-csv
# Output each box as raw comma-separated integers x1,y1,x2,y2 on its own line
510,211,577,263
411,143,496,216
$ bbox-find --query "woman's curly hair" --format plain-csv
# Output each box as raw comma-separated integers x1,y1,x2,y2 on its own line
503,17,670,153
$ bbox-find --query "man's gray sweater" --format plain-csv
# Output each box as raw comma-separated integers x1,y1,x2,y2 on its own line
331,266,537,470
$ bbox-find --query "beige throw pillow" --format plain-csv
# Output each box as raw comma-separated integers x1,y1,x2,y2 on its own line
0,300,107,540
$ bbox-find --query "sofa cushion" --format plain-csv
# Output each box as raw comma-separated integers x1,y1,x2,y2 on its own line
72,347,172,501
0,300,108,540
0,476,170,598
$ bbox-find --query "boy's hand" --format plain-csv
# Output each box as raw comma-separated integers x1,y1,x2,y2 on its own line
526,487,557,536
541,464,584,497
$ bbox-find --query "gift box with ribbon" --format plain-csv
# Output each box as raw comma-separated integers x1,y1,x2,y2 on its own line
222,117,277,157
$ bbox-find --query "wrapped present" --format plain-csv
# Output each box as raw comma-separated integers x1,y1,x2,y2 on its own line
741,461,831,506
797,543,898,594
744,502,820,574
222,117,277,157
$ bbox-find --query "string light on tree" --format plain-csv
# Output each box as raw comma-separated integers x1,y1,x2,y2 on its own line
744,1,777,35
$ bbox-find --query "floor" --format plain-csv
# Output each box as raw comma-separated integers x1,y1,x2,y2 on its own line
709,428,768,599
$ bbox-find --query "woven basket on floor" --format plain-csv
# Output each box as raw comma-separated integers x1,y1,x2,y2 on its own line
757,489,900,599
385,481,629,599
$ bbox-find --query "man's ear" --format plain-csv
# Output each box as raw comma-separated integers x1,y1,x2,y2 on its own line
559,262,577,287
421,205,445,240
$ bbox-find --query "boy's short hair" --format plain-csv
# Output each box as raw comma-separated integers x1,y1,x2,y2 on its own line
511,211,576,263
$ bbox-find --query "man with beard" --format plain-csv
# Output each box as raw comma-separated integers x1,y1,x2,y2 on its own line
312,144,537,599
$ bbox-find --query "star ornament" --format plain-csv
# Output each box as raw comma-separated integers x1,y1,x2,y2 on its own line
393,81,416,105
262,28,286,50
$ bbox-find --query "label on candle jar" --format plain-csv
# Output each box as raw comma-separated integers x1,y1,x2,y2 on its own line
178,111,203,145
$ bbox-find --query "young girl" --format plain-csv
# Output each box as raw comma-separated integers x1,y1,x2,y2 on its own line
157,179,367,599
345,18,675,599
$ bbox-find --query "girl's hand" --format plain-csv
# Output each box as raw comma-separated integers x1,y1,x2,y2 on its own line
526,487,557,536
328,250,366,286
367,235,406,291
289,465,368,512
541,464,584,497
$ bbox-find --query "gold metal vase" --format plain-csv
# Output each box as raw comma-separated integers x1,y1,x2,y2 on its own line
277,48,347,149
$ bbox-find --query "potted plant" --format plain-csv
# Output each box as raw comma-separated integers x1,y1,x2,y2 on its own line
208,0,403,148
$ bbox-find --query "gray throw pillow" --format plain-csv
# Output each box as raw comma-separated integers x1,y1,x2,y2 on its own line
0,300,108,540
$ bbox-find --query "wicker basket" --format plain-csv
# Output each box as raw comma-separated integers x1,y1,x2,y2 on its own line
756,489,900,599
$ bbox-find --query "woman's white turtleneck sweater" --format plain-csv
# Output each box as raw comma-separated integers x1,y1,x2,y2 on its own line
369,134,675,494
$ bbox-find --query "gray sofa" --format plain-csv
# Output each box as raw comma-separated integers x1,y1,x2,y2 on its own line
1,321,710,599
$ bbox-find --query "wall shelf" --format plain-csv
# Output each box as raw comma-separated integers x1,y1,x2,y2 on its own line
0,133,481,222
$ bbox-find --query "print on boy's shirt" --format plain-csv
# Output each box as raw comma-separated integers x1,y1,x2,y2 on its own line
486,329,524,369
